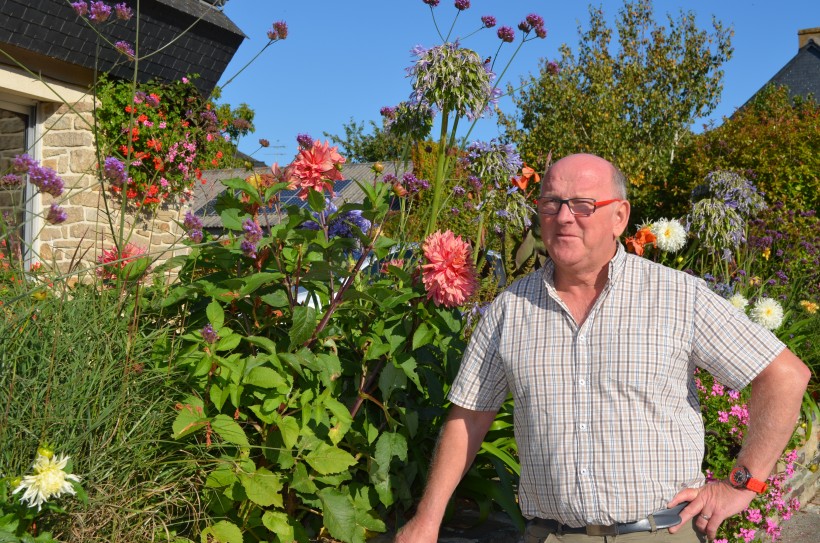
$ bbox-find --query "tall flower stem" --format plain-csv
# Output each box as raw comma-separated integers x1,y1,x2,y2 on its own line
426,108,451,236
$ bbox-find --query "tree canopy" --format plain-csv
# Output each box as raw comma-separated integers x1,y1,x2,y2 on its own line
498,0,733,223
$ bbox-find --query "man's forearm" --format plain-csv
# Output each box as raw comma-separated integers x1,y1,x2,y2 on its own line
739,348,811,479
409,405,498,525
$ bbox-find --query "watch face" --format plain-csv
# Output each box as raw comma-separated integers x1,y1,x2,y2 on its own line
730,466,750,487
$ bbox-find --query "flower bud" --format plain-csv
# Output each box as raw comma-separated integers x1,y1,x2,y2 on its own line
37,445,54,459
373,162,384,173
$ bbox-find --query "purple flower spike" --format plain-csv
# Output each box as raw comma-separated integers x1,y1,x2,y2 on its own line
114,2,133,20
422,0,440,6
296,133,313,149
201,324,219,344
89,1,112,23
70,1,89,17
46,203,68,224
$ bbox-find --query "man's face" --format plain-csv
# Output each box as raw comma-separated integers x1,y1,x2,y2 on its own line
538,155,629,275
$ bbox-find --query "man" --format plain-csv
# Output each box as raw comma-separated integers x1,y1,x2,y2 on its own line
396,154,810,542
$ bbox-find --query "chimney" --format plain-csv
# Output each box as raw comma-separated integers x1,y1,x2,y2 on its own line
798,27,820,49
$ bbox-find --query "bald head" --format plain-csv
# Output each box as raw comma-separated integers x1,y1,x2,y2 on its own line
543,154,627,200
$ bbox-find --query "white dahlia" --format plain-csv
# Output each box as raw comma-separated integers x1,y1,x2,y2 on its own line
749,297,784,330
651,218,688,253
13,453,81,510
728,293,749,311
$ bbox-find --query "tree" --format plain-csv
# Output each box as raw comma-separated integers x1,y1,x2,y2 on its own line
672,85,820,216
498,0,732,224
324,118,405,163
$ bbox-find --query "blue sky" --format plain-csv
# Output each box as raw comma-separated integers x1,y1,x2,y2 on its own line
216,0,816,163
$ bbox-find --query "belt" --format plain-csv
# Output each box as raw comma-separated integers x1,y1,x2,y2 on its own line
527,502,688,537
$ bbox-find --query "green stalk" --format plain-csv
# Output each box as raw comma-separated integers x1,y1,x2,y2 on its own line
426,108,451,236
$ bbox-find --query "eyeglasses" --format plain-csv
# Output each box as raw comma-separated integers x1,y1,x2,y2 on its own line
536,197,622,217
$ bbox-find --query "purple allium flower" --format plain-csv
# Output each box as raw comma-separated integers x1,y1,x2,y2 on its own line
13,154,36,173
70,1,89,17
422,0,440,6
454,0,470,10
89,1,112,23
296,133,313,149
481,15,496,28
240,240,257,259
497,26,515,43
115,41,135,59
1,173,22,186
242,219,263,243
46,203,68,224
183,211,203,231
103,156,127,186
201,324,219,344
114,2,133,20
188,229,203,243
259,138,270,148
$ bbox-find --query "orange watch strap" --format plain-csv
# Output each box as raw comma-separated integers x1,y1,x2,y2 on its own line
746,477,768,493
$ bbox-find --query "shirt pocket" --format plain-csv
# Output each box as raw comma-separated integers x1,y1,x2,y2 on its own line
600,326,690,392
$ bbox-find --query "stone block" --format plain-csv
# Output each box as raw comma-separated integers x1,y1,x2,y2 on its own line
44,115,73,131
70,148,98,173
43,131,94,148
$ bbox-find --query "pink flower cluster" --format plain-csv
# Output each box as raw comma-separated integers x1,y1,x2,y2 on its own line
96,243,147,280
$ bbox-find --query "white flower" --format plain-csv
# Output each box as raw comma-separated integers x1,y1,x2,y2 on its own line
728,293,749,311
750,297,784,330
651,218,688,253
13,453,81,511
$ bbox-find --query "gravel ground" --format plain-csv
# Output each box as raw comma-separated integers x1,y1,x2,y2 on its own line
778,492,820,543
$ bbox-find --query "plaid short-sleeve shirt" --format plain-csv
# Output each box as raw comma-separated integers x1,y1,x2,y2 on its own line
448,243,784,526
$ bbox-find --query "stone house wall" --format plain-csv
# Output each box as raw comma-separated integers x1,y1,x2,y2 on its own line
1,64,189,276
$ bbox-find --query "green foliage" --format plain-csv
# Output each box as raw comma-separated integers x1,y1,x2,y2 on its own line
158,178,470,541
499,0,732,224
323,118,405,163
672,85,820,216
0,274,201,542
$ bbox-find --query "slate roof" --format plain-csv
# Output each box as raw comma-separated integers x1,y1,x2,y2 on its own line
191,162,412,230
0,0,244,95
744,36,820,106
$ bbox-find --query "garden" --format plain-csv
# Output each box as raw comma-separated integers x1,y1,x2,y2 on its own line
1,1,819,543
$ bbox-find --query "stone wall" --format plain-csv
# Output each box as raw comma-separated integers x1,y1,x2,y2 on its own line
35,99,190,276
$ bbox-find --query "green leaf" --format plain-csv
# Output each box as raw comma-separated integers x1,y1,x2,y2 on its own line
260,291,289,308
307,189,327,213
239,467,283,507
412,322,434,351
240,272,283,296
211,414,250,448
121,256,150,280
221,177,262,204
246,366,288,390
206,300,225,330
245,335,278,355
317,488,360,543
261,511,295,543
215,333,241,352
304,442,356,475
374,432,408,473
200,520,243,543
378,360,407,402
289,462,318,494
324,396,353,445
220,208,250,231
277,415,300,450
289,305,317,349
172,399,207,439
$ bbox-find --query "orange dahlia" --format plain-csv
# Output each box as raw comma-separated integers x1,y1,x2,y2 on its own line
421,230,478,308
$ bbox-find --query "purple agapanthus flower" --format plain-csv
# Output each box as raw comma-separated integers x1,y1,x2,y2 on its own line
327,210,371,239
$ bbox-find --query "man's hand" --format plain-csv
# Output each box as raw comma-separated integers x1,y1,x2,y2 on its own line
394,517,439,543
667,482,756,540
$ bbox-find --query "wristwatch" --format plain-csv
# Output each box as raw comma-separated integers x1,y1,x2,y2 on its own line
727,465,768,493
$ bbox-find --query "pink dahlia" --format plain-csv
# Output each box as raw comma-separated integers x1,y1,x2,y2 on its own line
289,140,346,200
422,230,478,308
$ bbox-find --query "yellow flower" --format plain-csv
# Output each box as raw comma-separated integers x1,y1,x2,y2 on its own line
762,247,771,260
799,300,818,314
13,453,81,511
748,276,762,287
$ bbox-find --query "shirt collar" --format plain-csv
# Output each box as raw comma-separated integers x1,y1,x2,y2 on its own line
541,241,627,288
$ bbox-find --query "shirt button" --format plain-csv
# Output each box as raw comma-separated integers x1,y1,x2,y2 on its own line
579,378,586,386
579,423,588,431
580,468,588,476
578,334,586,342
